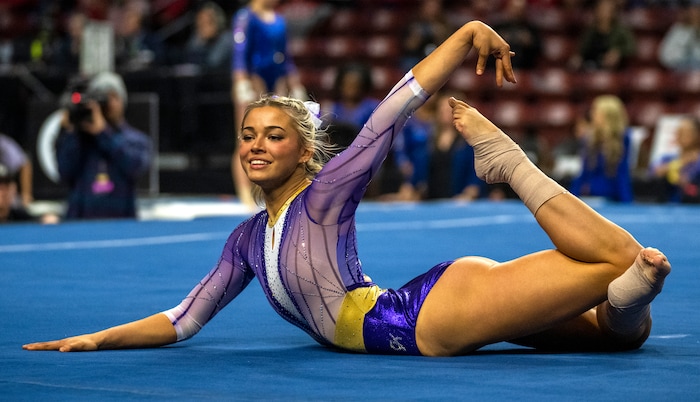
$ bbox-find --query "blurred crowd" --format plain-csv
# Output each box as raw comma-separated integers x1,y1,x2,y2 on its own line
0,0,234,73
0,0,697,73
0,0,699,224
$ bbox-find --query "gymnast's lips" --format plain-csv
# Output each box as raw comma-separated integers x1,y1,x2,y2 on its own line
248,159,271,169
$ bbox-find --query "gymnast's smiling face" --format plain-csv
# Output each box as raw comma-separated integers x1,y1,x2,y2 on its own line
239,106,312,193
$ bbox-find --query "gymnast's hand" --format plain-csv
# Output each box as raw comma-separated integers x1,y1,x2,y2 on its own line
23,314,178,352
467,21,516,87
23,334,99,352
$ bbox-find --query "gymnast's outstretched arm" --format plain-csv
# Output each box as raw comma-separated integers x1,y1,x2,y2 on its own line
24,224,256,352
23,313,176,352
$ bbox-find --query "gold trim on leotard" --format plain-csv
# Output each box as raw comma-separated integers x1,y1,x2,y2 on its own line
334,285,385,352
267,180,311,227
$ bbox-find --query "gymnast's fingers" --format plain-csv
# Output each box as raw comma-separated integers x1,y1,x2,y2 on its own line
23,337,98,352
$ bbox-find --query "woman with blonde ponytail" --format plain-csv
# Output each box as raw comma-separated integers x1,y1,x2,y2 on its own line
570,94,634,203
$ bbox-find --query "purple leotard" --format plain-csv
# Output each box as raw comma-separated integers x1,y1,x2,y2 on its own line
232,7,296,91
164,72,449,355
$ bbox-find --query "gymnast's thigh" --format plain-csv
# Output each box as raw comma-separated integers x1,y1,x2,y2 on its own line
415,250,617,356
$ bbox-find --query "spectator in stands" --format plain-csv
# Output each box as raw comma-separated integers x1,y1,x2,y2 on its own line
568,0,635,71
322,62,380,148
427,92,487,201
0,132,33,206
649,116,700,203
658,4,700,71
389,92,438,201
181,1,231,73
399,0,454,73
231,0,306,209
114,0,166,70
569,95,634,203
50,10,86,73
491,0,542,70
55,72,152,220
0,162,33,223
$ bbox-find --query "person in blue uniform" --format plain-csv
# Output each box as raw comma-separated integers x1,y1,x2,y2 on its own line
231,0,306,209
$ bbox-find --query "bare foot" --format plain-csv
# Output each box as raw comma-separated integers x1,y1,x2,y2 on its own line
448,97,500,145
448,97,526,184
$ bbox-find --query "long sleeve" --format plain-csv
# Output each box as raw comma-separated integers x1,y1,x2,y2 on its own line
56,124,151,219
95,124,152,180
55,130,87,184
163,219,259,341
305,72,429,225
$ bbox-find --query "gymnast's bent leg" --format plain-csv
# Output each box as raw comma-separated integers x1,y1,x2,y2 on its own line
414,99,670,356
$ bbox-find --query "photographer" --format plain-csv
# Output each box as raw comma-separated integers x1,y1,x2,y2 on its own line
56,72,152,220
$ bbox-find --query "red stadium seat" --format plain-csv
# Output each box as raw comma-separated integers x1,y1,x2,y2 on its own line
627,100,670,129
673,71,700,102
541,35,577,65
447,67,500,102
324,36,361,60
537,100,577,128
634,35,662,67
577,70,621,98
526,7,579,34
623,7,674,35
490,100,534,129
625,67,673,97
324,9,361,34
370,66,404,96
530,68,575,97
365,35,400,63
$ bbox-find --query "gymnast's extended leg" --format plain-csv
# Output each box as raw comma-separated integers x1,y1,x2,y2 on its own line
414,99,670,356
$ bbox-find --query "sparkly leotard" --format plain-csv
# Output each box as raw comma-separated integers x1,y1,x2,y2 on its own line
164,72,450,355
232,7,296,91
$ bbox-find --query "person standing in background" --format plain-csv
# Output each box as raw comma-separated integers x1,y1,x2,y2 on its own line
230,0,306,209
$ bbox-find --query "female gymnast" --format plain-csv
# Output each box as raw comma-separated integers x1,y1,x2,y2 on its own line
24,21,670,356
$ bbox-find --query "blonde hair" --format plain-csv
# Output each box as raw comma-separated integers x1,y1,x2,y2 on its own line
240,95,337,205
590,95,628,175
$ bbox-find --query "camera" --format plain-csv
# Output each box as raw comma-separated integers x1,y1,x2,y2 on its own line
62,78,107,126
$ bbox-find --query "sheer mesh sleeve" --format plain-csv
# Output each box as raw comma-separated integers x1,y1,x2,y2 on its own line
163,219,259,341
306,72,429,226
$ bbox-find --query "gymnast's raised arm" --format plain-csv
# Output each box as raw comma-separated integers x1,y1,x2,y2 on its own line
412,20,515,95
